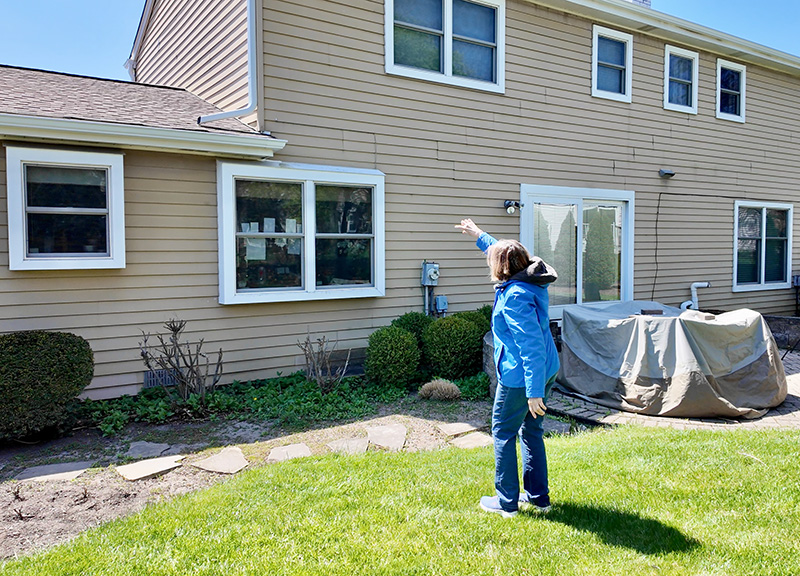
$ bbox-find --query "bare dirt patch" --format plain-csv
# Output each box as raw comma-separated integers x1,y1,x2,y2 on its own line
0,399,493,561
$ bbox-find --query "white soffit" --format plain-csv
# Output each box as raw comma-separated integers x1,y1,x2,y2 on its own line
0,114,286,159
529,0,800,77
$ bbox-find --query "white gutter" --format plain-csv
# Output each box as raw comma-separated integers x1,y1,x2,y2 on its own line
124,0,156,81
0,113,286,159
529,0,800,77
198,0,258,125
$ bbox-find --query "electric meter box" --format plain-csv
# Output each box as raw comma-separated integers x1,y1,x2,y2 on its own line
421,262,440,286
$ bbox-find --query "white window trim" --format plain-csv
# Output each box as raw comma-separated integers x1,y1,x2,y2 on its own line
519,185,635,320
217,161,386,305
5,146,125,271
663,45,699,115
716,58,746,123
384,0,506,94
732,200,792,292
591,25,633,103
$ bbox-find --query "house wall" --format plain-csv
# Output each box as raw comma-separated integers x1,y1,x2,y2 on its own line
0,148,377,399
134,0,256,126
260,0,800,317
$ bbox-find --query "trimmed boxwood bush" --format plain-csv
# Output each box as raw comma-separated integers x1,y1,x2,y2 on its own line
476,304,492,327
451,310,491,336
364,326,420,392
390,311,434,346
0,330,94,440
422,316,484,380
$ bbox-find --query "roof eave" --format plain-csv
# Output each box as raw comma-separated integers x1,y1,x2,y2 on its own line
0,114,287,159
529,0,800,77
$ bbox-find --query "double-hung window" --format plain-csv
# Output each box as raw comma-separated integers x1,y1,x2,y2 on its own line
520,185,635,319
717,59,746,123
385,0,506,93
5,146,125,271
591,26,633,103
734,201,792,291
664,45,699,114
217,162,385,304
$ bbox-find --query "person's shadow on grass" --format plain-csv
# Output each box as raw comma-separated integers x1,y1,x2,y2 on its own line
537,501,700,555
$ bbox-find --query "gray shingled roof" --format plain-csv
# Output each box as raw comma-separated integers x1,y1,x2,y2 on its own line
0,65,264,136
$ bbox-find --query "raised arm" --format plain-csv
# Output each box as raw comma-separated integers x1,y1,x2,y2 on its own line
455,218,484,238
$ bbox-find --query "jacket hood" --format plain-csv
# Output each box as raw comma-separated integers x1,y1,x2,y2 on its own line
499,257,558,288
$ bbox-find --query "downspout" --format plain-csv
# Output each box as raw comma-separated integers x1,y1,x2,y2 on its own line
198,0,258,125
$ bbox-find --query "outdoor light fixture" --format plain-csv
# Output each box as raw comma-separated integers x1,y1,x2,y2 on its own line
659,169,676,178
504,200,521,214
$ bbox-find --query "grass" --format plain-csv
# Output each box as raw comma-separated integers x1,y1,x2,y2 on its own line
3,426,800,576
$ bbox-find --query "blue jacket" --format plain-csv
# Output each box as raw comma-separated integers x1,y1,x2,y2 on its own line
477,233,560,398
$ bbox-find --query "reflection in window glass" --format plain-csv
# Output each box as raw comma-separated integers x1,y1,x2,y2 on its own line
316,239,372,286
235,180,303,289
720,67,741,116
582,203,621,303
596,36,625,94
736,206,789,286
24,165,110,256
535,203,577,306
316,186,372,234
669,54,693,106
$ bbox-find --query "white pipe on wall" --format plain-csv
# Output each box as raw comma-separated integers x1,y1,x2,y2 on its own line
198,0,258,125
680,281,712,310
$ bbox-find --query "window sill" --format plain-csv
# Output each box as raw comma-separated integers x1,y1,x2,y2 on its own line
716,111,746,123
219,285,385,305
386,65,505,94
591,89,631,104
664,102,698,115
732,282,791,293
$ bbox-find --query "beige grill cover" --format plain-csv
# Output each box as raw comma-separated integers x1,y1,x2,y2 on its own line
559,301,787,419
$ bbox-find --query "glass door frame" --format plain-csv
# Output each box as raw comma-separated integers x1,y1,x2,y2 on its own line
519,185,635,319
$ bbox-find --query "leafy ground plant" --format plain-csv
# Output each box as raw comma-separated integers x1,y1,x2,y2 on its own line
3,427,800,575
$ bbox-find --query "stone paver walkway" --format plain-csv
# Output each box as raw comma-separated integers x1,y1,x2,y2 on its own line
548,351,800,430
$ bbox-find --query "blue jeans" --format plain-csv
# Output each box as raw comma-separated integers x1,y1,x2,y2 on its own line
492,376,556,512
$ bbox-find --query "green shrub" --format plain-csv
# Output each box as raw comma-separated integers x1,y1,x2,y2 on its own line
455,372,491,400
390,311,434,346
451,310,491,336
476,304,492,327
364,326,420,392
0,330,94,440
422,316,484,380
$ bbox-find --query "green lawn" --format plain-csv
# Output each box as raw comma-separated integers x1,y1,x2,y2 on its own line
3,426,799,576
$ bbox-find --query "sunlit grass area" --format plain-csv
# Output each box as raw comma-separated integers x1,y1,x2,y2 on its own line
3,426,799,576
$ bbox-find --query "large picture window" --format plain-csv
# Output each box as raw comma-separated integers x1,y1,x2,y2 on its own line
734,201,792,291
520,185,635,319
5,146,125,270
218,162,385,304
385,0,505,93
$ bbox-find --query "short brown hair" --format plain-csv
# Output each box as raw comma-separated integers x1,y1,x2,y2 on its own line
487,239,532,282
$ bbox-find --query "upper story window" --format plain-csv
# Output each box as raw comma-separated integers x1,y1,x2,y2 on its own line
663,45,699,114
734,201,792,292
591,26,633,103
217,162,386,304
5,146,126,271
385,0,506,94
717,59,746,123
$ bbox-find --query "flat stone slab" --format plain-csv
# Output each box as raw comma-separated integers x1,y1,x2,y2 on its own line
268,443,312,462
116,455,184,481
543,418,571,435
126,441,170,459
436,422,478,437
450,432,493,449
327,438,369,455
191,446,249,474
366,424,407,451
15,461,94,482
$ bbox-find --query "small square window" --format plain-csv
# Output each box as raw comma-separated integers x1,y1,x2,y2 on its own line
386,0,505,93
592,26,633,103
717,59,746,123
5,147,125,271
663,45,699,114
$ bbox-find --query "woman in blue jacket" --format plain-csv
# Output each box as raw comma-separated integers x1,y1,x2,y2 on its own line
456,218,560,518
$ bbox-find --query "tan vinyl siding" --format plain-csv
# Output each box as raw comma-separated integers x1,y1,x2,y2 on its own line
261,0,800,320
134,0,250,116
